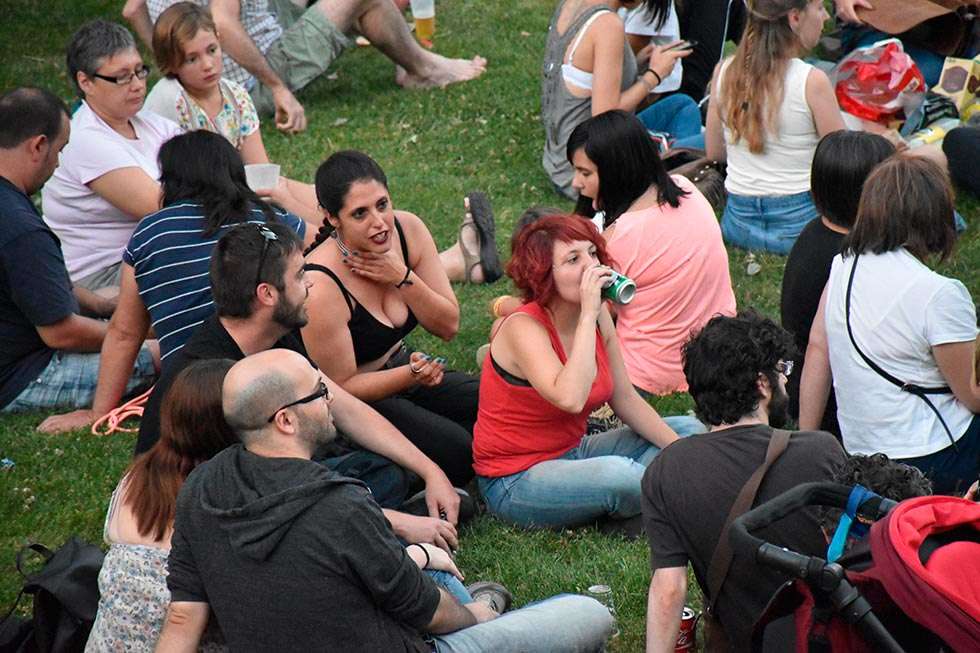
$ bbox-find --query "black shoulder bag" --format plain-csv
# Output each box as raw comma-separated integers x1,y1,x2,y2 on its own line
844,254,957,449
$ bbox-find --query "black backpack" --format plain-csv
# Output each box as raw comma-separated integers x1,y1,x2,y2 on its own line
0,538,104,652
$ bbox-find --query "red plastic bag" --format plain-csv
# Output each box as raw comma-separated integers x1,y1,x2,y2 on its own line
832,38,926,124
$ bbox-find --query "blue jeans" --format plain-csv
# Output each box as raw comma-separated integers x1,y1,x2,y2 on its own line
430,594,615,653
427,570,473,605
478,416,705,529
638,93,705,149
721,190,818,255
899,414,980,496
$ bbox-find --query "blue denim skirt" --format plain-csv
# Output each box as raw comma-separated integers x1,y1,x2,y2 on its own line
721,190,818,255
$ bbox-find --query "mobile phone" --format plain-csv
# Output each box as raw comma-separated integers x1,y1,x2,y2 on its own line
664,39,698,52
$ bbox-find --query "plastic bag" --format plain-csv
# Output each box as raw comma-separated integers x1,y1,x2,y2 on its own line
832,38,926,124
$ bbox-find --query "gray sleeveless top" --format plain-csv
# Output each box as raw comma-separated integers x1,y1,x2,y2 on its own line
541,1,638,198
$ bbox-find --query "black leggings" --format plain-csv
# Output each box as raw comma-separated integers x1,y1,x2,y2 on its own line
370,369,478,487
677,0,747,102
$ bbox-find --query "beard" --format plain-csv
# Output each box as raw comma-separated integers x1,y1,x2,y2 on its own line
299,410,336,448
768,381,791,429
273,291,309,330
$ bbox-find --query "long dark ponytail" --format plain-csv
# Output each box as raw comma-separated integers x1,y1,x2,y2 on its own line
158,130,277,236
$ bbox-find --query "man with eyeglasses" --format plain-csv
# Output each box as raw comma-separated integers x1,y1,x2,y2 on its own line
156,348,616,652
136,222,464,553
641,311,845,652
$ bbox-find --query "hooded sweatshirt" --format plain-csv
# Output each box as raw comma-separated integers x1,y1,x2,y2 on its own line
167,444,440,652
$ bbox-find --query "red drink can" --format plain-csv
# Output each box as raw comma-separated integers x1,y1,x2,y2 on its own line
675,606,699,651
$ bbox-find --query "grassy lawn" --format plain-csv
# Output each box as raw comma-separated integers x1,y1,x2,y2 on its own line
1,1,977,650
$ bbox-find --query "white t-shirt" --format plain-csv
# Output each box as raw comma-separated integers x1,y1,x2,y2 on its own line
621,3,682,93
825,249,977,458
41,102,182,282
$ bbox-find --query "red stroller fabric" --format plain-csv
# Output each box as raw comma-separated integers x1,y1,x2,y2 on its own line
869,495,980,651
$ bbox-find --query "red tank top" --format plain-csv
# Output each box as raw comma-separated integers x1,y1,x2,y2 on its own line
472,302,614,478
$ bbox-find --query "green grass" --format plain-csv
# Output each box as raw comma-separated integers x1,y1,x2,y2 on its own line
1,1,977,650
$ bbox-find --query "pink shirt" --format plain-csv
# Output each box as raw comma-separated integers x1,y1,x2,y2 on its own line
606,176,736,394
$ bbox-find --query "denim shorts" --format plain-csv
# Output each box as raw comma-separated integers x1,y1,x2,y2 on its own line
721,189,818,255
2,345,156,413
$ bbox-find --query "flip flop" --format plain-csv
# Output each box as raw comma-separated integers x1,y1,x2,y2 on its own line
461,191,502,284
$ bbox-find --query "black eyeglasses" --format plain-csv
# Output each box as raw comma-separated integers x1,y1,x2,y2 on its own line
267,380,331,423
775,360,795,377
91,65,151,86
254,225,279,288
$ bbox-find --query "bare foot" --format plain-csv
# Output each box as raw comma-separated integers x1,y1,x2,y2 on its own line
396,53,487,89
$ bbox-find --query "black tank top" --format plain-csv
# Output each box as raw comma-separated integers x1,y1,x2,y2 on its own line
305,218,419,366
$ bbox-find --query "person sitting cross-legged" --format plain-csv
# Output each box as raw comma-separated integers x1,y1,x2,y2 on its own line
155,348,617,652
0,87,158,417
642,311,845,651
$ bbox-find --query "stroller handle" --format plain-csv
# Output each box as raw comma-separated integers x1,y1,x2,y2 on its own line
730,482,896,557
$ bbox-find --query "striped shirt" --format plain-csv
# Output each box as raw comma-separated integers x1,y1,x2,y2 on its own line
147,0,282,90
123,202,304,361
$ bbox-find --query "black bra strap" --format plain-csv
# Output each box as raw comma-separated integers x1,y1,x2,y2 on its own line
393,217,410,264
304,263,354,315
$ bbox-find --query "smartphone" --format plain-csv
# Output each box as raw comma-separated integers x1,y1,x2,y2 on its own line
664,39,698,52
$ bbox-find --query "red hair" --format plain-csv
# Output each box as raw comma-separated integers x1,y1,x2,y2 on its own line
506,214,614,305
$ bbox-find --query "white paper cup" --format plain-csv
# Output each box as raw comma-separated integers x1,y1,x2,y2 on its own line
245,163,280,191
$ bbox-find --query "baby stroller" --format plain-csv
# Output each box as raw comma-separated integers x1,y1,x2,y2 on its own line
729,482,980,652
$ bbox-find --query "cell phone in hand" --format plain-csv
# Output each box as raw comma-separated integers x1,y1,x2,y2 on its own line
664,39,698,52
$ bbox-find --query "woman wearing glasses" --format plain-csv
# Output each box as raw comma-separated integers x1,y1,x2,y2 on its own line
42,20,182,296
39,132,306,434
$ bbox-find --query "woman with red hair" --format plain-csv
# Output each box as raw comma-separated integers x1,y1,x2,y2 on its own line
473,215,700,532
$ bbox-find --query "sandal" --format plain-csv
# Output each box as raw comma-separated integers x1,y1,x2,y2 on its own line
460,191,503,284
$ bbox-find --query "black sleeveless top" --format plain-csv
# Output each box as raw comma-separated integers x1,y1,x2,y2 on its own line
305,218,419,366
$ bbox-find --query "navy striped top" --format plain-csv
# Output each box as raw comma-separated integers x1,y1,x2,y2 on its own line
123,202,305,362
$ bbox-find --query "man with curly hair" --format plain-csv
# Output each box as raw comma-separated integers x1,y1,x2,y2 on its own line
641,310,846,651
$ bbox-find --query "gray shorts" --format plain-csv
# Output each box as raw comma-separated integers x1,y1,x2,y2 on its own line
251,0,353,116
75,261,123,292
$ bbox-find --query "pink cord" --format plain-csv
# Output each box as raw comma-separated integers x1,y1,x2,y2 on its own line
90,387,153,436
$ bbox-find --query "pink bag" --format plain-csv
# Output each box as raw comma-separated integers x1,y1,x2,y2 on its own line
832,38,926,124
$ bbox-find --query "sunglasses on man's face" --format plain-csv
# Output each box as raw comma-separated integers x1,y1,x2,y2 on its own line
266,380,332,423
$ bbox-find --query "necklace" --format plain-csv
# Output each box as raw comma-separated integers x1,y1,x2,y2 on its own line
332,231,355,257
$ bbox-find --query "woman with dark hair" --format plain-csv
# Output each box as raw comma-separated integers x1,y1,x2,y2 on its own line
473,215,704,532
801,156,980,494
705,0,845,254
566,110,735,396
781,131,895,436
541,0,702,198
301,151,482,487
41,130,305,434
86,359,235,651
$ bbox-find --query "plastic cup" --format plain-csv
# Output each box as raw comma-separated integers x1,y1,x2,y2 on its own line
410,0,435,44
244,163,280,191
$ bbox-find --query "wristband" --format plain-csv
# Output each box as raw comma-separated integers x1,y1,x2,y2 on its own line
395,267,413,288
646,69,662,88
410,543,430,569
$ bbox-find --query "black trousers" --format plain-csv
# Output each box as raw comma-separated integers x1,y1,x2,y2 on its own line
677,0,747,102
370,369,479,487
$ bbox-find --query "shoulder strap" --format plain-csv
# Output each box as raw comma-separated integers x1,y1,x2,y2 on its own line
844,255,956,447
705,428,791,614
393,217,410,264
566,9,610,63
304,263,354,315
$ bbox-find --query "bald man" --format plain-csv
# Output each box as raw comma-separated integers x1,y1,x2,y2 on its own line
157,349,615,653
